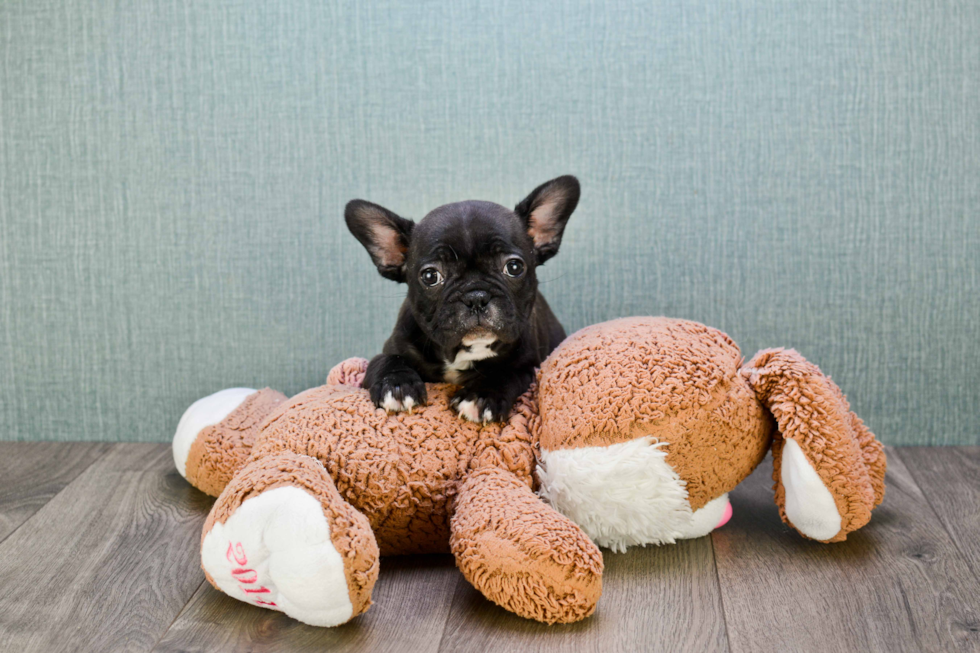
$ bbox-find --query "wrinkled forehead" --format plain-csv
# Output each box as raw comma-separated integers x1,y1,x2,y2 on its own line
412,201,528,257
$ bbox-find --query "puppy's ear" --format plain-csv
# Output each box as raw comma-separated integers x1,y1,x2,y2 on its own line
514,175,580,265
345,200,415,282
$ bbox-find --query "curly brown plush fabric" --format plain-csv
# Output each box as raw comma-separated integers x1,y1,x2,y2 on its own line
186,388,287,497
537,317,744,447
251,383,535,555
450,467,603,624
743,348,886,542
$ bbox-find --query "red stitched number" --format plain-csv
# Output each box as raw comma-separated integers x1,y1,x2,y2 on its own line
226,542,247,565
225,541,277,607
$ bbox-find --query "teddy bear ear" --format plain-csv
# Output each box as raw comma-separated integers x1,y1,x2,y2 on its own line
742,348,886,542
327,357,370,387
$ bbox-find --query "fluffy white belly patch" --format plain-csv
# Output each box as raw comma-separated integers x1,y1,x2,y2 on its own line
443,333,497,384
536,436,728,552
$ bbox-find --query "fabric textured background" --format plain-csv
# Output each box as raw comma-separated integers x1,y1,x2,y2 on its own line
1,0,977,445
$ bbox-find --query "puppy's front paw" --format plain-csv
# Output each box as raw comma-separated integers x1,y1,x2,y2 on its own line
450,390,511,424
369,371,427,413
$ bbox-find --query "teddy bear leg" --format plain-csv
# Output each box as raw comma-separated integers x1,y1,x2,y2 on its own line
173,387,288,497
450,468,604,624
200,450,379,627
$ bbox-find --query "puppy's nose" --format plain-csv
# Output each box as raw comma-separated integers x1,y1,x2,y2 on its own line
461,290,491,310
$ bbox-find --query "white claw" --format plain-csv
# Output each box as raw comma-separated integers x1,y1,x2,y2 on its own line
381,390,418,413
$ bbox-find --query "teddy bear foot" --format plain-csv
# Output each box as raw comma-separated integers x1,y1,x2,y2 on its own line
173,386,287,497
201,486,356,626
173,387,257,478
201,452,380,627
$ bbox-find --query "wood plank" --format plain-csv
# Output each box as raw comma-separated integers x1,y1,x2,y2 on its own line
0,443,214,653
898,447,980,581
0,442,113,543
153,554,462,653
438,537,729,653
712,448,980,653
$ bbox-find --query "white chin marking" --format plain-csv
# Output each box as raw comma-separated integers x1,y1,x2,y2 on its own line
461,332,497,348
781,438,843,540
456,399,482,422
537,436,698,553
381,391,415,412
201,486,355,627
444,335,497,383
173,387,256,478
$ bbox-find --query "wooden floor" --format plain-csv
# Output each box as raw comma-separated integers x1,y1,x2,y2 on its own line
0,444,978,653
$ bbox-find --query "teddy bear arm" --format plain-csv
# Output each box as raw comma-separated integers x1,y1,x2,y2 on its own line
449,467,603,624
465,381,541,481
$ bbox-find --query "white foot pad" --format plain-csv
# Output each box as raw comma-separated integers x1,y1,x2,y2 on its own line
781,438,843,540
201,486,354,627
173,387,256,477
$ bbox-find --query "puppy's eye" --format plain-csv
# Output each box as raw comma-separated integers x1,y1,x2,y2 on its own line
420,267,444,287
503,258,526,278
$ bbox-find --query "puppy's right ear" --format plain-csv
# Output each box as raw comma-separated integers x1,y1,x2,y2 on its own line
345,200,415,282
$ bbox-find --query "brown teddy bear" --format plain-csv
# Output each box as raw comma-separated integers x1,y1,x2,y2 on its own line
173,317,885,627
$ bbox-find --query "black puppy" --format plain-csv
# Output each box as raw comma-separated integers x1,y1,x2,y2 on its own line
345,175,580,423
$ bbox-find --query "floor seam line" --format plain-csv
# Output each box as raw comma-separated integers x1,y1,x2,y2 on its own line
710,533,736,653
434,573,465,653
0,442,118,549
148,579,208,653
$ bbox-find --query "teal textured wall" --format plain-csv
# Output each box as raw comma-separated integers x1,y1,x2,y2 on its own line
1,1,978,444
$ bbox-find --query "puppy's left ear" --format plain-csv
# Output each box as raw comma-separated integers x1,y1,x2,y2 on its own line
515,175,580,265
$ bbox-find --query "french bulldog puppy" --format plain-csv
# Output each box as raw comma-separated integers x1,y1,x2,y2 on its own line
345,175,580,423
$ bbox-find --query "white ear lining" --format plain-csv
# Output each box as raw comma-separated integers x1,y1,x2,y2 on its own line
780,438,843,540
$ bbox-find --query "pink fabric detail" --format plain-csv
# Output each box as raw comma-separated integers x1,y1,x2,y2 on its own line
326,357,370,387
715,501,733,530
